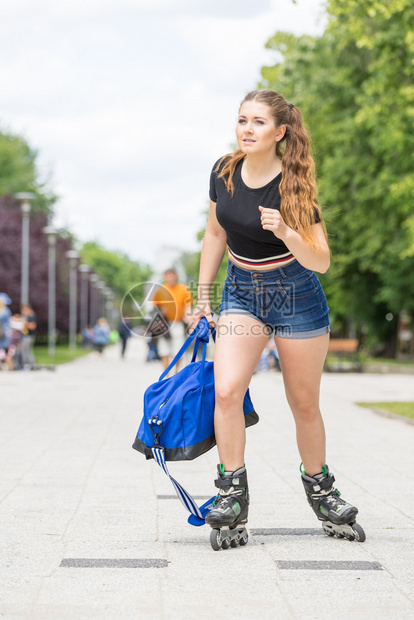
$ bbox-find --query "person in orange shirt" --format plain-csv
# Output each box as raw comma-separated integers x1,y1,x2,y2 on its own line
153,268,193,374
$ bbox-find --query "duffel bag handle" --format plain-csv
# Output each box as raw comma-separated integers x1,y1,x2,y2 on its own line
191,322,216,363
158,317,213,382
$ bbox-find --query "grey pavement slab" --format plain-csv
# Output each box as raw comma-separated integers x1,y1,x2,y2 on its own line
0,337,413,620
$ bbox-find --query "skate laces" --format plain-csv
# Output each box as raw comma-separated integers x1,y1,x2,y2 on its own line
219,486,241,497
312,485,341,500
325,488,348,508
213,486,243,507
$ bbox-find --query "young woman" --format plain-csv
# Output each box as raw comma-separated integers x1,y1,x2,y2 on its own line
192,89,363,542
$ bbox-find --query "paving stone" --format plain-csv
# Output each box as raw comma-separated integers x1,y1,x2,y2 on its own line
0,338,413,620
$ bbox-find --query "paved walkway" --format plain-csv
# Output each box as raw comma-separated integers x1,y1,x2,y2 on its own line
1,338,413,620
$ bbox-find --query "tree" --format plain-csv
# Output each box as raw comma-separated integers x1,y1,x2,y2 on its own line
0,129,57,213
0,128,153,338
0,196,72,336
80,240,152,306
259,0,414,354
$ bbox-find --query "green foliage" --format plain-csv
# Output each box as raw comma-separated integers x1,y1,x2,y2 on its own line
259,0,414,352
0,129,57,212
80,241,152,300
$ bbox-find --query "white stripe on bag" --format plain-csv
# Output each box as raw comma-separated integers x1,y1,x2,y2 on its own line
152,448,204,520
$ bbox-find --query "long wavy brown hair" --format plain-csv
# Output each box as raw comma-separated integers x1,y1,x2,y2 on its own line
216,90,328,252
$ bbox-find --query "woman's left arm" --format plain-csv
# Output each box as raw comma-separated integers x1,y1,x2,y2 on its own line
259,206,330,273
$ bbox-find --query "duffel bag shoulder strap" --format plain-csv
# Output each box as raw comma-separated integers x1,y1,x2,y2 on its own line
152,447,215,526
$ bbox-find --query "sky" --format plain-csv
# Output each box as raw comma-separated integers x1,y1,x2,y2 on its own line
0,0,327,268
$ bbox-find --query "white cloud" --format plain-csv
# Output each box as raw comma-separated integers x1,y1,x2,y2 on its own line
0,0,275,20
0,0,327,266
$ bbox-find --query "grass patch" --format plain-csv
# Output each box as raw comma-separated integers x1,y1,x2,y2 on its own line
361,357,414,366
357,402,414,420
34,344,93,365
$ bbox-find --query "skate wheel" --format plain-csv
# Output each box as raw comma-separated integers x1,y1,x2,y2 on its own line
239,531,248,546
335,533,345,538
230,539,238,548
352,523,366,543
322,523,335,537
210,529,222,551
221,539,230,550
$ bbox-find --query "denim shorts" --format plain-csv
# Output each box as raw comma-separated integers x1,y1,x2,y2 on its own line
219,259,330,339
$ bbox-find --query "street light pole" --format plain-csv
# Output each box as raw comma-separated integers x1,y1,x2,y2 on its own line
105,290,115,329
43,227,57,358
103,288,110,322
97,281,105,318
78,264,90,331
65,250,80,350
89,274,99,325
16,192,35,307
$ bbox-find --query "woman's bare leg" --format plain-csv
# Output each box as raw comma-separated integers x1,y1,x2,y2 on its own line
214,314,269,471
275,333,329,476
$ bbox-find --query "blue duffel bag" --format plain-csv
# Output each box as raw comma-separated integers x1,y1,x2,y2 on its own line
132,317,259,526
132,317,258,462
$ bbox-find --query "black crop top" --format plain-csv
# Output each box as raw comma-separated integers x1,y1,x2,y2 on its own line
209,157,320,268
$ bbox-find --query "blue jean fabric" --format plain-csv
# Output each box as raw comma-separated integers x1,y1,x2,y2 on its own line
219,259,330,339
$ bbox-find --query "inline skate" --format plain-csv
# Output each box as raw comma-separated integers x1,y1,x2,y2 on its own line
205,465,249,550
301,464,366,542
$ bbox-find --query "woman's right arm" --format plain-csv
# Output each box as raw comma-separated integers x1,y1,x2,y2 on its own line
194,199,227,327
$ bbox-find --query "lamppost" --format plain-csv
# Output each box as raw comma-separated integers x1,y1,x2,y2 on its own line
65,250,80,350
108,290,119,327
43,226,57,358
104,288,115,326
97,281,105,318
89,274,99,325
78,264,90,331
15,192,35,307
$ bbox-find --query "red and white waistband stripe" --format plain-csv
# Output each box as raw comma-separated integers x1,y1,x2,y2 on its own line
228,248,295,268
